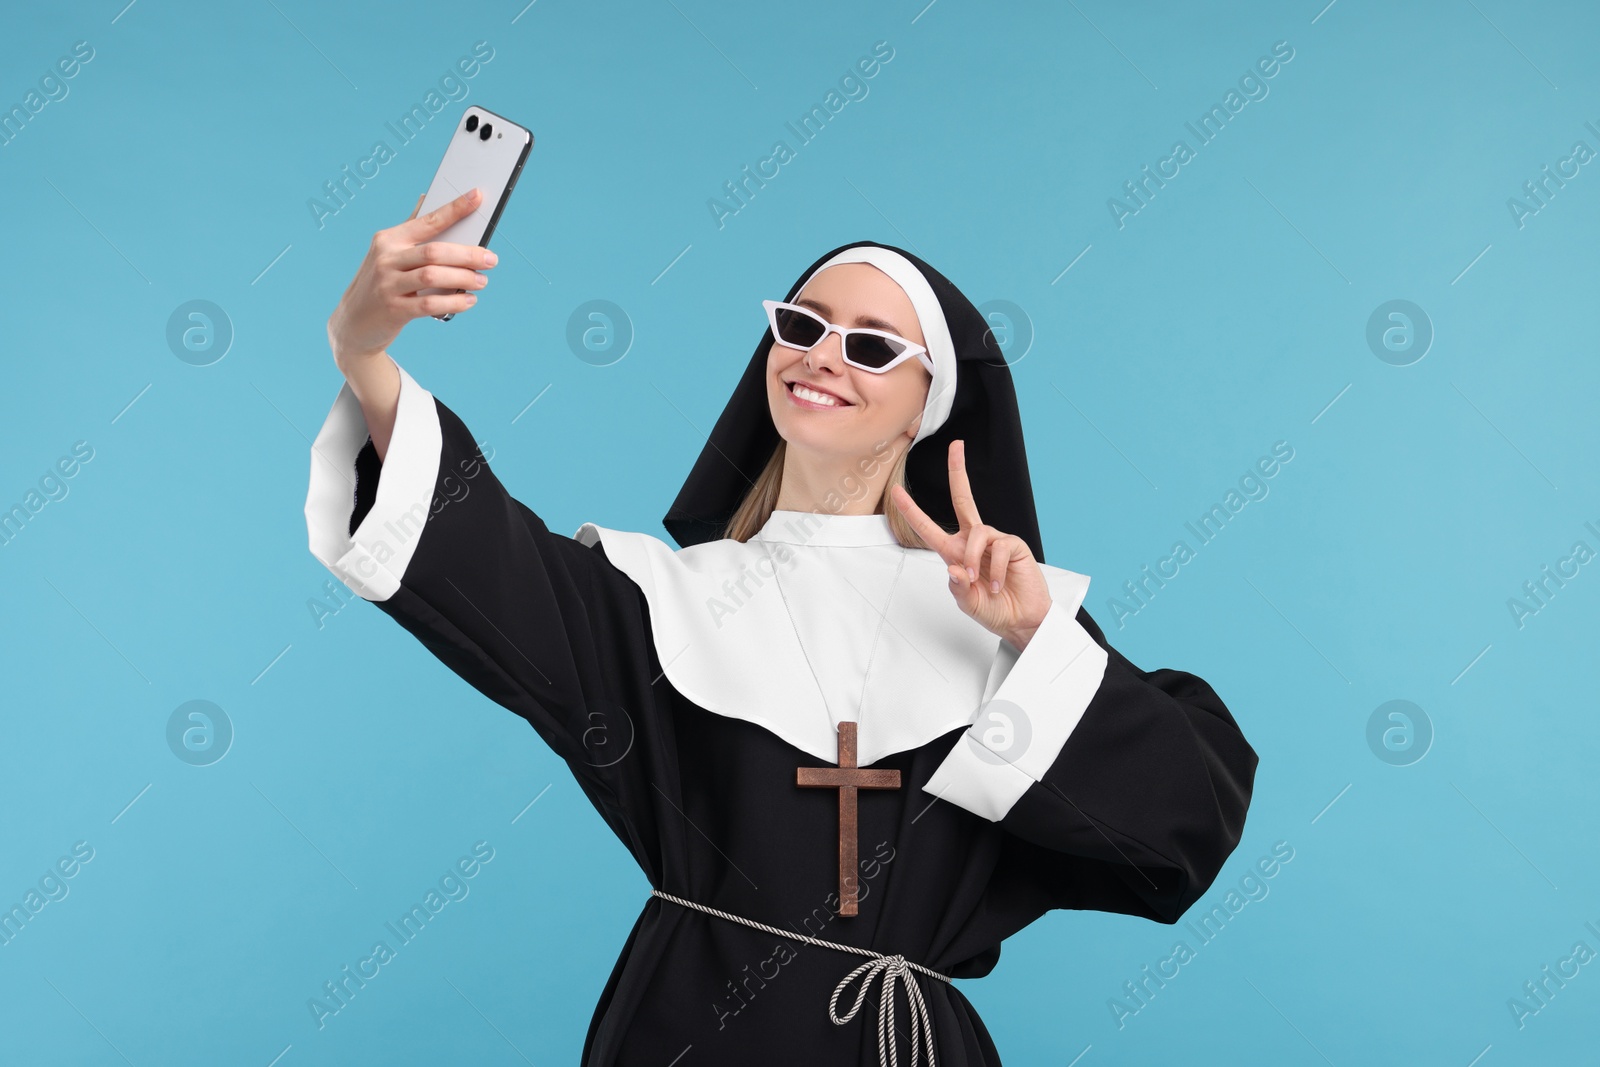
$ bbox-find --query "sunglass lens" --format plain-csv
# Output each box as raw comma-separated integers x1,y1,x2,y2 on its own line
845,334,904,369
773,306,824,348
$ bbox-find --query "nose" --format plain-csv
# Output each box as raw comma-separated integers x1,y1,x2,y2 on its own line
804,328,847,375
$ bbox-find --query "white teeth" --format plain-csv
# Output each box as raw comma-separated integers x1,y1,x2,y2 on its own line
792,384,841,407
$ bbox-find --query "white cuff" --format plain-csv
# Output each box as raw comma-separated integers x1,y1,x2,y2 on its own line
922,599,1109,821
304,361,442,602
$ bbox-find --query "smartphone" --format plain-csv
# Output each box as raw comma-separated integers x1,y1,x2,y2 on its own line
414,105,533,320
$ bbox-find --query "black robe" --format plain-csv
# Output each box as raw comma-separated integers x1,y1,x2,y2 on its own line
340,395,1258,1066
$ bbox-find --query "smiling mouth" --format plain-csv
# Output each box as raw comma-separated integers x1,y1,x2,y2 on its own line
786,380,852,408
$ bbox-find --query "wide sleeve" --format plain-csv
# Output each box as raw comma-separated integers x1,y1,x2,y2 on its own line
921,598,1257,923
303,361,666,846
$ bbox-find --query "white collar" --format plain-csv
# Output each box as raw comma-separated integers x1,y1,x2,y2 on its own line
574,518,1092,766
750,508,900,548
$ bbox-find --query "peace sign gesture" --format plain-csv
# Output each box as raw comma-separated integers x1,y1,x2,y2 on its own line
890,440,1053,651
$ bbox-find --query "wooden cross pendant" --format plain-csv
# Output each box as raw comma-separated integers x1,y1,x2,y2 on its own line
796,720,901,917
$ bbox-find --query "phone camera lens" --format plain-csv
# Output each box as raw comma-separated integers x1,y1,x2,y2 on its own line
465,114,479,132
479,123,493,141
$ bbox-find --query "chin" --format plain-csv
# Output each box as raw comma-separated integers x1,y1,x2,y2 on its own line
769,407,840,453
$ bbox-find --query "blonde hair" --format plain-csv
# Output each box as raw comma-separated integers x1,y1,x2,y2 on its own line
722,438,931,550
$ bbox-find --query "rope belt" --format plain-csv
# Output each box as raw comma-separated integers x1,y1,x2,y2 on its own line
651,888,951,1067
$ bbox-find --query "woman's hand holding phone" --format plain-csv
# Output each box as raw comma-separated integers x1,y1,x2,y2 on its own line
328,187,496,364
326,187,497,460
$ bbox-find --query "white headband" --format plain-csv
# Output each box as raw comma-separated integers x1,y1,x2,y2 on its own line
796,246,957,446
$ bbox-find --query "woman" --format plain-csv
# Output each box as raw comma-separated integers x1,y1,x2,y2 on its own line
306,188,1258,1065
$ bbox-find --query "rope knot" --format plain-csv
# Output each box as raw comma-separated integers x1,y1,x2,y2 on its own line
648,890,950,1067
828,952,939,1067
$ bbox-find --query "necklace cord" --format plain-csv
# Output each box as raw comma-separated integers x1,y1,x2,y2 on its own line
760,536,910,753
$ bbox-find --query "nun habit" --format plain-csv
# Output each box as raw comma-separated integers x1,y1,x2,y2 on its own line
304,239,1259,1065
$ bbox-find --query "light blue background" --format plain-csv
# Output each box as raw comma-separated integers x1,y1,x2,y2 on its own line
2,1,1596,1064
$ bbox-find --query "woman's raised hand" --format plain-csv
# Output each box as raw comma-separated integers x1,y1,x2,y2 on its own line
891,440,1053,651
326,187,498,368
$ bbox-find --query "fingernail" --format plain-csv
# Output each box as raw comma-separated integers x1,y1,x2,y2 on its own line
484,251,498,266
949,572,959,584
465,294,477,304
990,580,1000,593
966,567,976,582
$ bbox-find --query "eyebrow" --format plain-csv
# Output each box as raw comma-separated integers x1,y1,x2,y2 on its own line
795,298,909,337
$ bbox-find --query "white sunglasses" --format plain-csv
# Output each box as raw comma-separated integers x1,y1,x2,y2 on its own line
762,299,934,375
